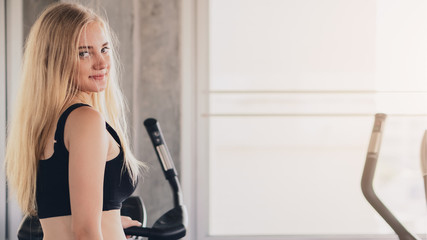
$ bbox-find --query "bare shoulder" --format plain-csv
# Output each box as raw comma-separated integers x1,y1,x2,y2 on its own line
64,106,107,148
67,106,104,126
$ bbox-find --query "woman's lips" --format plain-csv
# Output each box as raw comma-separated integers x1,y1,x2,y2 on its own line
90,74,106,80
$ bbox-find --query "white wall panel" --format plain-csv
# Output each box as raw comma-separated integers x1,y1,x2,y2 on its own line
206,0,427,237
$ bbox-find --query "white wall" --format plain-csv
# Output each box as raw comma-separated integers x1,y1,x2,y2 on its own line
199,0,427,238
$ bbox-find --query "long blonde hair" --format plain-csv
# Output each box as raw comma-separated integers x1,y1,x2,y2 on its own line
4,2,143,216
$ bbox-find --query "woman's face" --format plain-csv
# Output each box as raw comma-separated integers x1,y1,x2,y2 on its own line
76,22,111,93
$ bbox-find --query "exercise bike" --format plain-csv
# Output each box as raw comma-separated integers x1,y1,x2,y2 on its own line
17,118,187,240
361,113,427,240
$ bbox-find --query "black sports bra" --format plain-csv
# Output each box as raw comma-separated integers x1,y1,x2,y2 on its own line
36,103,137,219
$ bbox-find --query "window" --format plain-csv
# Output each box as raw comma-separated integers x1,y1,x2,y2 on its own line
184,0,427,239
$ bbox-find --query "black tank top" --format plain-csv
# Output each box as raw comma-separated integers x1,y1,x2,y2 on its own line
36,103,137,219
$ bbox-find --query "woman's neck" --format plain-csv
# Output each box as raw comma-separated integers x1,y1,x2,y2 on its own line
72,91,94,105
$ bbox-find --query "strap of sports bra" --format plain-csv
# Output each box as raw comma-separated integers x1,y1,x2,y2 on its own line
106,122,122,146
54,103,91,145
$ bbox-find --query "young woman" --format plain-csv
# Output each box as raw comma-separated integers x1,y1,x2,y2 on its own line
5,3,144,239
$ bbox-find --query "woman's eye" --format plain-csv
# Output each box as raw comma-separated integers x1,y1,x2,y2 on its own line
101,47,110,54
79,51,89,58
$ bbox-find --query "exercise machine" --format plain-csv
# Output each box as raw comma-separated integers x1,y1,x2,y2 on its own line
17,118,187,240
361,113,425,240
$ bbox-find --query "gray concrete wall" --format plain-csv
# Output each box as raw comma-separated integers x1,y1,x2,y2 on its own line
19,0,182,228
23,0,57,38
128,0,181,226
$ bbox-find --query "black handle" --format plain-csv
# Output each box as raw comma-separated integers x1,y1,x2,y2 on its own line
144,118,178,179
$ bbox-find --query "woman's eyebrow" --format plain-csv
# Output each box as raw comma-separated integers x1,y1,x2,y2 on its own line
78,42,109,49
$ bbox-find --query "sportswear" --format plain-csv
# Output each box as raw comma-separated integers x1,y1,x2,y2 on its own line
36,103,136,219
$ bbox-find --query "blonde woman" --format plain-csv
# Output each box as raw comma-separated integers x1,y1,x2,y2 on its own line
5,3,144,240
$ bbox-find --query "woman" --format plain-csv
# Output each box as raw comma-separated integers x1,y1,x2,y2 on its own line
5,3,144,239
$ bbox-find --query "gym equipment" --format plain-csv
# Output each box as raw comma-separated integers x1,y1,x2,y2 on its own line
361,113,422,240
123,118,187,239
17,118,187,240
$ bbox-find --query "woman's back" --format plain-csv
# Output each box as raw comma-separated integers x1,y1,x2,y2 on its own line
37,102,135,239
40,210,125,240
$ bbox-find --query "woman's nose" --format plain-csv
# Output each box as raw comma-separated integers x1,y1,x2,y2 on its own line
93,54,108,70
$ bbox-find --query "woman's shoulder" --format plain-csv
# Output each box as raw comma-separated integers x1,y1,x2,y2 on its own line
67,105,104,124
64,105,107,145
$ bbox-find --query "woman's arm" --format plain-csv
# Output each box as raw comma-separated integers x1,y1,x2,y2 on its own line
66,107,108,240
121,216,142,238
